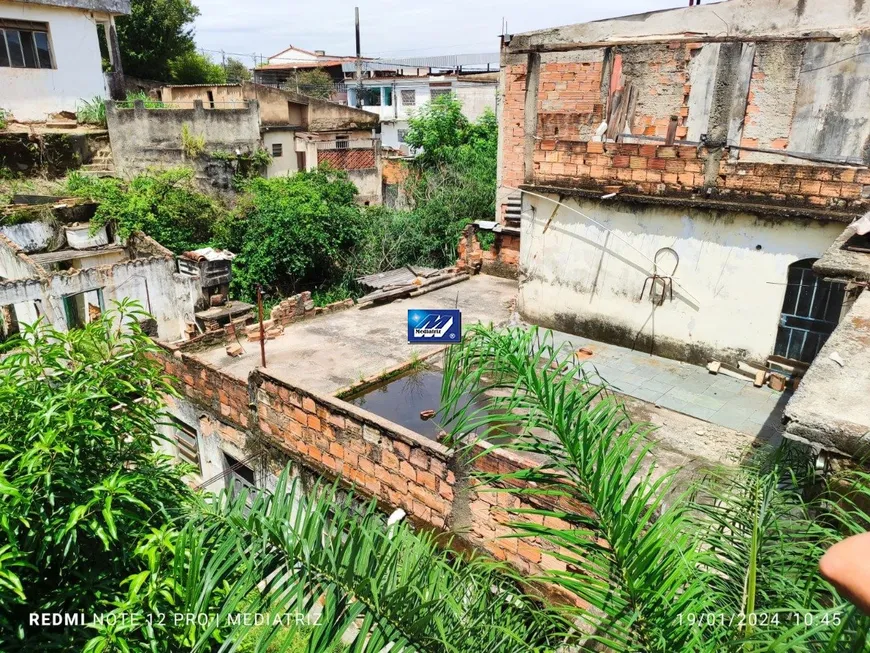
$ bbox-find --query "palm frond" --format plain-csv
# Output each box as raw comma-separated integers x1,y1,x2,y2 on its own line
439,325,717,651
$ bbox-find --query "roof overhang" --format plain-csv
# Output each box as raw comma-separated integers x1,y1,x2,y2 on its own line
10,0,131,15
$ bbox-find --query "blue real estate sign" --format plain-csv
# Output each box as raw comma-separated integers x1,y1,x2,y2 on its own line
407,309,462,344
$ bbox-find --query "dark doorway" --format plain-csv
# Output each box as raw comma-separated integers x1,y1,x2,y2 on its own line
774,258,844,363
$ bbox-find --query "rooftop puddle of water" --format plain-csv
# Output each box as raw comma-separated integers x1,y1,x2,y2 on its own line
347,368,513,442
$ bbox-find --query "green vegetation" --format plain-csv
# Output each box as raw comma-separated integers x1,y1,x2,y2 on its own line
214,168,362,302
113,0,201,81
181,123,206,158
122,90,166,109
0,108,7,130
440,325,870,652
76,96,107,127
0,302,194,650
169,50,227,85
225,57,252,83
288,67,334,99
66,168,222,253
0,308,564,652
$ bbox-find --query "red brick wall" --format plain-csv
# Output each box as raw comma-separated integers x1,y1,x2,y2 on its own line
499,44,870,216
499,64,528,221
152,344,578,588
456,225,520,279
531,140,870,212
318,148,376,170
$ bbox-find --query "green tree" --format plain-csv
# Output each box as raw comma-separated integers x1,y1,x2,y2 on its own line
289,68,334,99
440,324,870,652
215,167,363,301
66,168,224,254
115,0,200,81
225,56,252,82
169,51,227,84
0,303,193,651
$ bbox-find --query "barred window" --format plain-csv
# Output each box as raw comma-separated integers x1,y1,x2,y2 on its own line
0,19,53,69
271,142,283,157
397,129,408,143
430,88,452,100
400,89,416,106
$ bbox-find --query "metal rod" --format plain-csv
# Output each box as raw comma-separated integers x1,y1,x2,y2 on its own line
355,7,363,108
257,284,266,368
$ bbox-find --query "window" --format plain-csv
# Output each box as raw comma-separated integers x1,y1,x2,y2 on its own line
359,87,381,106
63,289,103,330
224,453,256,500
401,89,416,106
430,88,452,100
335,134,349,150
171,417,200,468
0,20,53,69
383,86,393,107
272,142,283,157
397,129,408,143
296,151,306,171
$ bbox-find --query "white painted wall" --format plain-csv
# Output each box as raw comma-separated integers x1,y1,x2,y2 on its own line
519,194,845,363
0,2,108,122
453,83,496,121
264,131,298,177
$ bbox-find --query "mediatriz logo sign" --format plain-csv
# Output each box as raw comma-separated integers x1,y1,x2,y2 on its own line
407,310,462,344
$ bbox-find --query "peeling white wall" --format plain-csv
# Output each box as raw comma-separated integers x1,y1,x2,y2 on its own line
0,2,108,122
0,222,56,252
518,194,844,363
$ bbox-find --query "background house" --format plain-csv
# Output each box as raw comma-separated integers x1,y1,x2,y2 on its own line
153,82,383,203
0,0,128,122
497,0,870,369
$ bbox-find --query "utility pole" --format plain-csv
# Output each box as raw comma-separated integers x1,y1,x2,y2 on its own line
355,6,363,108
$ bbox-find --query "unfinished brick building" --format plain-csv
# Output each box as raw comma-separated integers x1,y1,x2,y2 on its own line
497,0,870,368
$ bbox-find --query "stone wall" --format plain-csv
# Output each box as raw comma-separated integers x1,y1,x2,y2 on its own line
154,344,581,592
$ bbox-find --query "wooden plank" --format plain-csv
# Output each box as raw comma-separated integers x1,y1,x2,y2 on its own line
408,274,469,297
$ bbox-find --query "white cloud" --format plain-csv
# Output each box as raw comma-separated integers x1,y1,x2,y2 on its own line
192,0,688,64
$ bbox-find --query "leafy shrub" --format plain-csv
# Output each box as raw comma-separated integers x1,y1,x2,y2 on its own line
66,167,223,253
168,50,227,84
0,108,8,130
122,90,166,109
76,96,107,126
0,302,193,650
215,167,363,302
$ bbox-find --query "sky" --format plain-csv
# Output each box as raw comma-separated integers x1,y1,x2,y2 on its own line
192,0,689,66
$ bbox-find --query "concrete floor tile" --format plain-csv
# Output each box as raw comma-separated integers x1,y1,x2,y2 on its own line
710,408,750,431
657,395,689,413
691,394,728,411
682,405,718,422
639,379,674,395
663,387,701,404
629,386,667,403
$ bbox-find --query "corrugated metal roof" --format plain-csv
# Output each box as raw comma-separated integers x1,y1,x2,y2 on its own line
356,266,437,289
340,53,500,74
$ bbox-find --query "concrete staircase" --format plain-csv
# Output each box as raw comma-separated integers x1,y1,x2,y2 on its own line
504,192,523,229
80,146,115,177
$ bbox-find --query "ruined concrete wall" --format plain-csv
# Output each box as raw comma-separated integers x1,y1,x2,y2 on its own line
153,344,581,585
105,100,262,191
306,97,380,132
40,256,197,340
518,192,845,365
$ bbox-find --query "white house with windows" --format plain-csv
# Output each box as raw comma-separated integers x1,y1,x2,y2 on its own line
0,0,129,122
348,75,497,152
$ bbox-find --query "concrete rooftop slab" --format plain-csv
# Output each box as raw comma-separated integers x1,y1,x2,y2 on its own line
784,290,870,457
195,274,516,395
